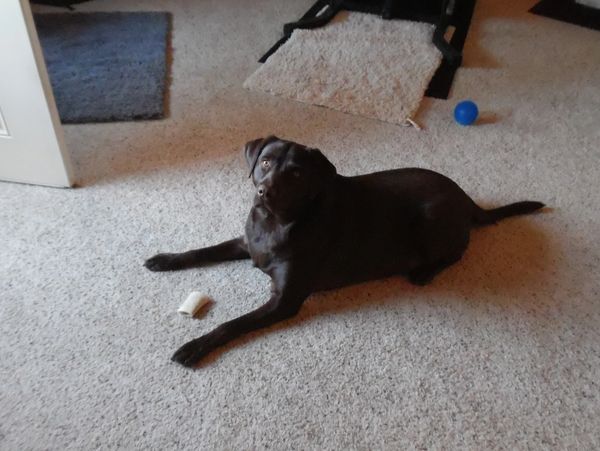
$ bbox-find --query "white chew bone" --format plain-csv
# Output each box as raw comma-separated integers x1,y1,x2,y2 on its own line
404,117,422,130
178,292,211,317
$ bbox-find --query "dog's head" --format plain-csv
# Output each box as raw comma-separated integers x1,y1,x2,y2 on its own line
244,136,337,221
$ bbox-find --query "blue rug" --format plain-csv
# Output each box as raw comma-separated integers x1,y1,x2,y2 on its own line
34,12,171,123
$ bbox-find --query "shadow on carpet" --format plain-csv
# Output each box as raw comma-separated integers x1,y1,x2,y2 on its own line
34,12,171,124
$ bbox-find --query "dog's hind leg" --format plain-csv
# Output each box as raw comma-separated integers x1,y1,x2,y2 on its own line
144,237,249,272
408,198,471,285
408,225,469,286
408,252,464,286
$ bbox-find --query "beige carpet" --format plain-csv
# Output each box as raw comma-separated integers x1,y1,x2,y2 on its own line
244,12,441,125
1,0,599,449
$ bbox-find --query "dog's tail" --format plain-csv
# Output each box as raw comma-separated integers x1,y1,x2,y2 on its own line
473,201,545,226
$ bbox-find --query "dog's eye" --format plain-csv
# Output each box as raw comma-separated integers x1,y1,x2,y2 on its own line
261,159,271,169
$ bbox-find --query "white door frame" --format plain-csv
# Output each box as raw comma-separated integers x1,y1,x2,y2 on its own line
0,0,74,188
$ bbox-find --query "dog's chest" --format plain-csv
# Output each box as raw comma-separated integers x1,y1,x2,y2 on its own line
245,206,291,270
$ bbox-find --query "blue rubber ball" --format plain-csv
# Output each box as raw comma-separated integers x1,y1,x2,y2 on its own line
454,100,479,126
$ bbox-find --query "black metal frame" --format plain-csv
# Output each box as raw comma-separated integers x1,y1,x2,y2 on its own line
30,0,92,9
259,0,476,99
530,0,600,32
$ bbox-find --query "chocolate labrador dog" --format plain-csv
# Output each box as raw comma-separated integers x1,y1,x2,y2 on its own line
145,136,544,367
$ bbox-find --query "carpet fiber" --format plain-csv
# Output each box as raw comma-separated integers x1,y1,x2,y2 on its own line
244,12,442,125
2,0,599,449
35,12,170,123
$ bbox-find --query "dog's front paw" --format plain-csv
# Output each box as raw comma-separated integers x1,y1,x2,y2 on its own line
172,335,215,367
144,253,181,271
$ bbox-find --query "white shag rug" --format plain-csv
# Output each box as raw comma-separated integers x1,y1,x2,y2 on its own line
244,12,442,125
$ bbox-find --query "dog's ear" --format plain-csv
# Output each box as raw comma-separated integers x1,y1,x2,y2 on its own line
243,138,264,169
308,148,337,180
244,136,279,175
